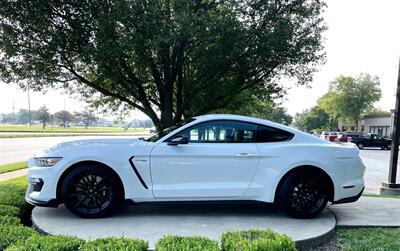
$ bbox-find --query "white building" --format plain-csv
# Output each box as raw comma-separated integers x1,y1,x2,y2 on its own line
338,110,394,138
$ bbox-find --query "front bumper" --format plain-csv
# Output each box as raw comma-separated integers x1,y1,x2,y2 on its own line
332,186,364,204
25,158,61,207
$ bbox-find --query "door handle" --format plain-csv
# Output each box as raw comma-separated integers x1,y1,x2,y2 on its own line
234,153,257,158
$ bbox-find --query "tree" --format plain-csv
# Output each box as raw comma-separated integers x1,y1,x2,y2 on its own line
294,106,337,132
75,110,98,128
37,105,51,129
55,110,74,128
318,74,382,130
0,0,326,130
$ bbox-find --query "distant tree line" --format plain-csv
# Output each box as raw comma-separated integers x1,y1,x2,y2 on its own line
0,105,99,129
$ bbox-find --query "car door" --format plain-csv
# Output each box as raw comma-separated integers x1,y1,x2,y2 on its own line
150,120,260,198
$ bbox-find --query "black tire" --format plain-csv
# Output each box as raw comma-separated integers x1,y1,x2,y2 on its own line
278,170,329,219
357,143,364,149
386,145,391,150
61,165,122,218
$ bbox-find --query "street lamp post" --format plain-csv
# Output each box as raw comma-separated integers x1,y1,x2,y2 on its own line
380,57,400,195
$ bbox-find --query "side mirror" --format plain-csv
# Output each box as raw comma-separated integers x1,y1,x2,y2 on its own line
167,136,189,146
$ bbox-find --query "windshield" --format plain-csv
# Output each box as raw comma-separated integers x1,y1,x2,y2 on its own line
145,118,196,142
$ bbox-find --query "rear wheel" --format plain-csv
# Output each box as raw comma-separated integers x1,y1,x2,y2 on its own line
61,165,121,218
278,170,329,218
386,144,391,150
357,143,364,149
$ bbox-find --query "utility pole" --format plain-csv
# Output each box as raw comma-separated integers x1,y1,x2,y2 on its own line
27,87,31,126
12,100,15,123
380,57,400,195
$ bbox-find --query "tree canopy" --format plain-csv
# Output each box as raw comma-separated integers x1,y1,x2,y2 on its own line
318,74,382,129
293,105,337,132
0,0,326,129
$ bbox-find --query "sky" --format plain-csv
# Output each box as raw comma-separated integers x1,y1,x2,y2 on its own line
0,0,399,120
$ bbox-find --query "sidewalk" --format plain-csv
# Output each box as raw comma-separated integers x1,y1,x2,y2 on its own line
0,168,28,182
330,196,400,227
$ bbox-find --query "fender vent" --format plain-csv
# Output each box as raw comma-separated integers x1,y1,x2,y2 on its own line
129,156,148,189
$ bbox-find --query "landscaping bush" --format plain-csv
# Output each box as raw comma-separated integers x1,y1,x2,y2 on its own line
5,235,84,251
0,224,37,250
80,237,148,251
0,215,20,226
155,235,219,251
0,181,33,226
221,229,296,251
0,204,20,217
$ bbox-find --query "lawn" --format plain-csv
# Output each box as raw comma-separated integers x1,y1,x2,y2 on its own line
0,162,27,174
0,124,145,133
0,175,27,186
337,228,400,250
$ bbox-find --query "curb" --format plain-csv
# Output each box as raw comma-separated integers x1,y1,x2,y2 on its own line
295,209,337,250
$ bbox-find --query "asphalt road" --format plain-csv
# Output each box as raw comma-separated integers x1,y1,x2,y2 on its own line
0,137,398,194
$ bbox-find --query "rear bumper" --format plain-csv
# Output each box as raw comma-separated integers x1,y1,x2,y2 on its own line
332,187,364,204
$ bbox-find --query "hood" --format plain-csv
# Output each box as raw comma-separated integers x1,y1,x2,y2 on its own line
39,138,141,156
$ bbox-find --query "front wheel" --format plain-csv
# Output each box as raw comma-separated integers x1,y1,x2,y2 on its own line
61,165,122,218
278,170,329,218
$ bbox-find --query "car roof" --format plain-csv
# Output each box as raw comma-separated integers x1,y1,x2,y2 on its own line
193,114,292,131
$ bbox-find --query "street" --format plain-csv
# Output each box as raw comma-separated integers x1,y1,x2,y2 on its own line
0,137,398,194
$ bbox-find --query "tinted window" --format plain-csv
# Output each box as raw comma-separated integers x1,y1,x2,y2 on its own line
256,125,293,142
178,120,257,143
146,118,196,142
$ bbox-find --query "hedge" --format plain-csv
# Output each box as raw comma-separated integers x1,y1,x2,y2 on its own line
0,225,38,250
155,235,219,251
0,205,20,217
0,215,20,226
221,229,296,251
5,235,84,251
80,237,148,251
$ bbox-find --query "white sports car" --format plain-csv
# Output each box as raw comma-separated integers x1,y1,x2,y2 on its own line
26,114,365,218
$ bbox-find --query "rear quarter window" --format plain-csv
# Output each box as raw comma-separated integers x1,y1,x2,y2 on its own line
256,125,293,143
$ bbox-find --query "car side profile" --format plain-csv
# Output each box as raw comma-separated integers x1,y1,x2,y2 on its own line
26,114,365,219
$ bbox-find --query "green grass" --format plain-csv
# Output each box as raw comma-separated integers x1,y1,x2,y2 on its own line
0,176,27,186
0,124,145,133
0,162,27,174
337,228,400,250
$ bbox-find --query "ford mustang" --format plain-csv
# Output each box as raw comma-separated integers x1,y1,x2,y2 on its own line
26,114,365,218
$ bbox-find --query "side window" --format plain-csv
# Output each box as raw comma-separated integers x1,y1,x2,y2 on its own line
256,125,293,143
179,120,257,143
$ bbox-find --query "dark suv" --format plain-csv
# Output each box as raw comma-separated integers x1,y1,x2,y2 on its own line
350,133,392,150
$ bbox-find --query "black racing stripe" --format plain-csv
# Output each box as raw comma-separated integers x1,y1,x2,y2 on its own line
128,156,148,189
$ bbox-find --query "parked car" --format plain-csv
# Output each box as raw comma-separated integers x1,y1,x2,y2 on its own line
325,132,338,142
26,114,365,219
320,131,329,140
337,132,363,142
350,133,392,150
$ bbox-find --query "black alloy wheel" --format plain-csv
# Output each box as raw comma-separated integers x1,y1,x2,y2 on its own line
279,170,328,218
61,165,121,218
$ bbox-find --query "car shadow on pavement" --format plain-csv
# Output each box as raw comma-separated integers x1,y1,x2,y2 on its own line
116,202,283,218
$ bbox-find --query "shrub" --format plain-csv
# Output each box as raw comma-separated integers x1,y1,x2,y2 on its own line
156,235,219,251
0,205,20,217
0,184,27,209
0,215,20,226
81,237,148,251
0,224,37,250
5,235,84,251
221,229,296,251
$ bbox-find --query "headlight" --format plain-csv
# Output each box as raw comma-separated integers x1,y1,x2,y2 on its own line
34,157,62,167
